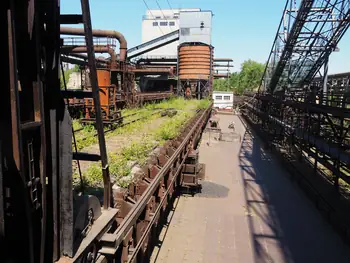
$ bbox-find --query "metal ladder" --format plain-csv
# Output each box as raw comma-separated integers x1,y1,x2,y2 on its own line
61,0,111,209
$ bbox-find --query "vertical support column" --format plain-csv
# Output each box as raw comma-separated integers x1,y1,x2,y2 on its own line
0,140,3,237
314,113,320,174
197,81,200,100
209,45,213,98
60,109,73,257
176,45,181,97
8,4,22,174
80,0,110,209
323,56,329,105
32,7,48,262
7,2,35,262
334,159,339,191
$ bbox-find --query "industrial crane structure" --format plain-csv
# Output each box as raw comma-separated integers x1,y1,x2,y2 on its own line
260,0,350,94
243,1,350,235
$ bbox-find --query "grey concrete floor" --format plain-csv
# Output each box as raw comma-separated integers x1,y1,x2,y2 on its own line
150,114,350,263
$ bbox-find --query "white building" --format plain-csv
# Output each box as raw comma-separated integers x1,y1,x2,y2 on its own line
212,91,234,110
141,8,200,57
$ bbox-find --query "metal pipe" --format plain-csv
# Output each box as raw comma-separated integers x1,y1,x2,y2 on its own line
60,27,128,61
68,53,107,63
61,46,116,68
60,55,108,68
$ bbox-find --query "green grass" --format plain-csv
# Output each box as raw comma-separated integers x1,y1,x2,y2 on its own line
73,98,210,151
74,98,211,189
74,123,100,151
72,119,83,131
155,111,192,141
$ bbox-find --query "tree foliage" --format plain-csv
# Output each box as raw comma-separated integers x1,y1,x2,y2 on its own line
213,60,265,95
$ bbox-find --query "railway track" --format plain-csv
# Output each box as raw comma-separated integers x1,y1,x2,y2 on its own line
60,103,212,262
73,109,165,145
73,111,148,133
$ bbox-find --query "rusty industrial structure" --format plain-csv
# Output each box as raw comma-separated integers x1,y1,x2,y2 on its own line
2,0,349,262
178,44,214,99
240,0,350,247
1,1,212,262
60,25,175,123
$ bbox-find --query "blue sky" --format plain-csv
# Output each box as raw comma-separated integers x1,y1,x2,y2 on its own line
61,0,350,74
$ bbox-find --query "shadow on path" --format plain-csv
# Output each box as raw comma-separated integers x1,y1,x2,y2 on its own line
238,119,350,263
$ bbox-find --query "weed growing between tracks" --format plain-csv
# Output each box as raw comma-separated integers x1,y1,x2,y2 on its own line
73,109,153,151
75,98,211,190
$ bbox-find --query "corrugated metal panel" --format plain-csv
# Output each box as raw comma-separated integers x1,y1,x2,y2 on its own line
179,11,212,45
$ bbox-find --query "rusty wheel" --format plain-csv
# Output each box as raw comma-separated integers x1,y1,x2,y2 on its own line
80,243,97,263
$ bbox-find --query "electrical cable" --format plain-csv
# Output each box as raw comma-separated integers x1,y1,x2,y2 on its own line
165,0,179,27
141,0,165,35
156,0,169,23
166,0,173,11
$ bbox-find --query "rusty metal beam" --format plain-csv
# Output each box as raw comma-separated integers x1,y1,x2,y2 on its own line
60,14,83,24
60,55,107,68
80,0,111,209
214,58,233,62
132,68,172,73
61,45,116,68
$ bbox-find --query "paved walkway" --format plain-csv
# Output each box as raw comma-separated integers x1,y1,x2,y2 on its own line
150,114,350,263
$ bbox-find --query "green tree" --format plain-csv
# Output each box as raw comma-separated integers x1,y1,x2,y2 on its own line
72,64,81,72
213,60,265,95
236,60,265,94
213,78,231,91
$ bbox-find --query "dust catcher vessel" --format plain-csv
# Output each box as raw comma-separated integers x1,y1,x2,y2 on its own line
177,10,214,99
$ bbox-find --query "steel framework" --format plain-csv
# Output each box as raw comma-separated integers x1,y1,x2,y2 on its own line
261,0,350,93
243,0,350,246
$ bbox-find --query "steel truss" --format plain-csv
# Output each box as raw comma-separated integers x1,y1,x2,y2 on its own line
261,0,350,93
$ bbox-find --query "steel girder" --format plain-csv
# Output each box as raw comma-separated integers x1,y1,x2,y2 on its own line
260,0,350,94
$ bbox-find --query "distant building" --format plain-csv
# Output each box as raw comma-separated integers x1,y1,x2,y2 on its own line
212,91,234,110
141,8,201,57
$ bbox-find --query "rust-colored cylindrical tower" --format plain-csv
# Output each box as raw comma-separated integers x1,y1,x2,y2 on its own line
178,45,213,80
177,43,214,99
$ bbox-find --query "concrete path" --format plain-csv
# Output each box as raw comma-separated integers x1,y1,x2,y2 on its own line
150,114,350,263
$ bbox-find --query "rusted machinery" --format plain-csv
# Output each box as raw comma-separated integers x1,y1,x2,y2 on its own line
83,69,123,123
61,27,175,124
